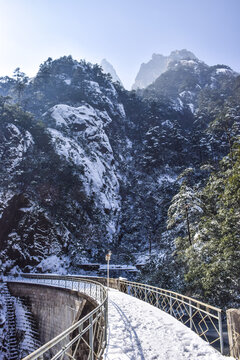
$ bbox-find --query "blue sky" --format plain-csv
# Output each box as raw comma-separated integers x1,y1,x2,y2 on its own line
0,0,239,89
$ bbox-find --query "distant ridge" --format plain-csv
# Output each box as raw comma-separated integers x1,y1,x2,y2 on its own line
132,49,197,89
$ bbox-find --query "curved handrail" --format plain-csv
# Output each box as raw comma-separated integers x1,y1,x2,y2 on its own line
118,279,224,354
5,274,225,356
6,274,108,360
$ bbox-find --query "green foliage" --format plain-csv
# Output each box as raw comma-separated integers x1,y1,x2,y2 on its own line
0,97,34,130
177,144,240,307
13,67,28,102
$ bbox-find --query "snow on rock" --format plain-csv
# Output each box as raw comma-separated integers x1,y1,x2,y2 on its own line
64,79,71,85
0,123,34,172
0,286,7,348
0,286,9,360
84,80,102,95
35,255,68,274
14,297,41,358
179,59,198,67
173,97,183,111
117,103,126,118
80,80,125,119
49,103,112,129
215,68,233,75
188,103,195,113
104,289,232,360
46,103,121,233
157,173,177,186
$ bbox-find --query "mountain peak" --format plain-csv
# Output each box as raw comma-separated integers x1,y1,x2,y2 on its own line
100,59,122,85
132,49,199,90
169,49,197,61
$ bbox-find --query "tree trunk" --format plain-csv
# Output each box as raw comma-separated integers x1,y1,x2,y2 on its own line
185,207,192,246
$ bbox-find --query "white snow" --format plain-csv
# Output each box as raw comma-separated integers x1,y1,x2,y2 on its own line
36,255,67,274
117,103,126,118
4,124,34,171
157,174,177,185
104,289,231,360
46,104,121,240
14,297,41,357
86,80,102,94
188,103,195,113
173,97,183,111
215,68,232,75
180,60,197,66
179,90,194,99
161,120,174,128
99,264,137,271
64,79,71,85
50,104,99,127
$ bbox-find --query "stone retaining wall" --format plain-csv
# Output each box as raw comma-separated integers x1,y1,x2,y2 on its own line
7,282,97,357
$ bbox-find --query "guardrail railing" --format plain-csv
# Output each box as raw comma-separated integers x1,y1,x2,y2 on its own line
6,274,108,360
118,279,224,354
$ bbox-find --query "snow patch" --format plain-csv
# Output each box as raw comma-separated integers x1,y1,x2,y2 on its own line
104,289,231,360
188,103,194,113
215,68,232,75
64,79,71,85
36,255,67,274
158,174,177,185
117,103,126,118
86,80,102,94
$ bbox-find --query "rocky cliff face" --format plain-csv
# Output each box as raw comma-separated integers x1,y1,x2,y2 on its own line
0,56,127,272
132,49,197,89
0,54,239,293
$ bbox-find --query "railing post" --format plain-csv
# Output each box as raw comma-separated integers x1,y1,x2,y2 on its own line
156,291,159,308
218,311,224,354
189,300,193,330
227,308,240,358
89,315,94,360
170,296,173,316
104,298,108,345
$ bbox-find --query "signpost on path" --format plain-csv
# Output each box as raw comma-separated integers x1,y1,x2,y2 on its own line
105,251,112,288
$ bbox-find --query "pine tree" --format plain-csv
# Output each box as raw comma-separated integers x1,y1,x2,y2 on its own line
13,68,28,102
183,143,240,307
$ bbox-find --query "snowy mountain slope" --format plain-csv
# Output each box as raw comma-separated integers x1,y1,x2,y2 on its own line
0,123,34,175
0,54,239,309
0,59,127,271
143,59,238,115
45,104,121,232
132,49,198,89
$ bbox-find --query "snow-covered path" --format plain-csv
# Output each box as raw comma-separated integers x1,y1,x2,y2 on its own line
103,289,232,360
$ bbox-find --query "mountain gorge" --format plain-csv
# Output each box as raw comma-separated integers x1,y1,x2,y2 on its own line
0,51,239,307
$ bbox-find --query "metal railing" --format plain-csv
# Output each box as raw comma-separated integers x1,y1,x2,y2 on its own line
7,274,108,360
119,279,224,354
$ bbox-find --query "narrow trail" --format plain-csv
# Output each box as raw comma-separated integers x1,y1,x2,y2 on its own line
105,297,145,360
103,289,232,360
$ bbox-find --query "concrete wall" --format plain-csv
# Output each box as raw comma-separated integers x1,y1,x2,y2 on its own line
7,282,97,356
